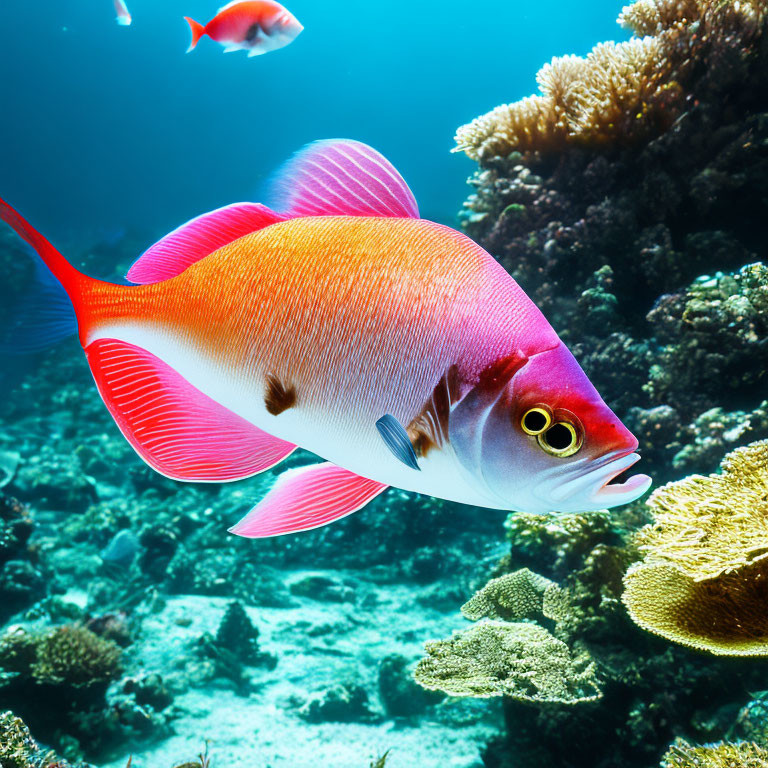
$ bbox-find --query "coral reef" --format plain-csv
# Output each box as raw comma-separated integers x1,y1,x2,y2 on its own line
455,0,766,159
0,711,66,768
661,738,768,768
460,568,556,622
414,620,601,703
0,495,46,624
298,683,377,723
453,0,768,482
623,440,768,655
31,625,122,686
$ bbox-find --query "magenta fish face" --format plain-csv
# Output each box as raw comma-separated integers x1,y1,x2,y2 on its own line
452,343,651,514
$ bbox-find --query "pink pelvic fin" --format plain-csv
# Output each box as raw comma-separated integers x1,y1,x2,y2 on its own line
270,139,420,219
126,203,286,284
86,338,296,481
229,462,388,538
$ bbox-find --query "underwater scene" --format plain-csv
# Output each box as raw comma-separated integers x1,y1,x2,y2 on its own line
1,0,768,766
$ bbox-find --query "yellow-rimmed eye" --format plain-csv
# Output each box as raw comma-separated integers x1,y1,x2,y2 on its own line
521,407,552,435
537,421,582,457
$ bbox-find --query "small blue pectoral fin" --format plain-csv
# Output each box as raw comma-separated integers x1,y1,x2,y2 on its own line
376,414,421,471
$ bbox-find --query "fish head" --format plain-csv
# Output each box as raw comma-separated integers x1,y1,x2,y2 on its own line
266,8,304,40
451,343,651,513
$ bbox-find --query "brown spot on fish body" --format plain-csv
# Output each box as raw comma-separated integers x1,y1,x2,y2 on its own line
265,375,297,415
407,365,462,458
244,22,260,42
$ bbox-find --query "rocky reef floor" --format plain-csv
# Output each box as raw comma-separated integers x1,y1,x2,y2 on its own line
96,577,496,768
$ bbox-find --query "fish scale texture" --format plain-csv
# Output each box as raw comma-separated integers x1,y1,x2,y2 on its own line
81,216,558,429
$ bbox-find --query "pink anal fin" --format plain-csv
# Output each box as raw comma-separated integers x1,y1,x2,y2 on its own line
86,338,295,482
270,139,420,219
126,202,286,284
229,463,388,538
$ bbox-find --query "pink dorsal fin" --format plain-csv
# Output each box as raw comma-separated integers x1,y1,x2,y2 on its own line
126,203,286,284
270,139,420,219
86,338,295,481
229,463,388,538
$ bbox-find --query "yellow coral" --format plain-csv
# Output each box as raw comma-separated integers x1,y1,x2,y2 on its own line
619,0,765,37
460,568,556,621
454,0,765,160
413,620,601,704
623,441,768,655
662,738,768,768
635,440,768,580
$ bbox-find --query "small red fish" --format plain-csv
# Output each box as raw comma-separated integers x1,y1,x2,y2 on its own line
114,0,131,26
184,1,303,57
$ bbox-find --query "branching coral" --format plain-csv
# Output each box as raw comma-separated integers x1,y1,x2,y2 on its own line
619,0,766,38
0,711,56,768
623,441,768,655
31,625,122,686
454,0,766,159
661,738,768,768
413,620,601,704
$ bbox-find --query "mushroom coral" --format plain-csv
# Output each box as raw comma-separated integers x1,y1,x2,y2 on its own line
622,440,768,655
413,620,601,704
454,0,766,160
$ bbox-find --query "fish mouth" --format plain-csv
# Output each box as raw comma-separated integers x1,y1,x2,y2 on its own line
549,448,652,509
589,451,652,504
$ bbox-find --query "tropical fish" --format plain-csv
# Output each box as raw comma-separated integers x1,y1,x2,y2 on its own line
184,1,303,57
100,529,140,568
0,139,651,539
114,0,132,26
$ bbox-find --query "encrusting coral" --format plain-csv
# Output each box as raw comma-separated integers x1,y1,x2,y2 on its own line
661,738,768,768
460,568,557,622
455,0,766,159
413,620,601,704
622,440,768,655
645,263,768,415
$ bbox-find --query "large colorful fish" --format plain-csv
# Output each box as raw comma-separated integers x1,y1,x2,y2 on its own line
0,140,651,538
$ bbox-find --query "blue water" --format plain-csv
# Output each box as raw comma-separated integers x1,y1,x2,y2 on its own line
0,0,625,242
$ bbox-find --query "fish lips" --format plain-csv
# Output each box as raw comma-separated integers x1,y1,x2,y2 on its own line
549,448,652,508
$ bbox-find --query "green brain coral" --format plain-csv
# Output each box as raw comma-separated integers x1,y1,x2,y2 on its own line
413,620,601,704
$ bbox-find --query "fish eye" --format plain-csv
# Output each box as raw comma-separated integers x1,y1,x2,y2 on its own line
537,421,582,457
520,407,551,435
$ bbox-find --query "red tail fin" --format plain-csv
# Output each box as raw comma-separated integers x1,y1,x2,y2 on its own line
184,17,206,52
0,197,83,303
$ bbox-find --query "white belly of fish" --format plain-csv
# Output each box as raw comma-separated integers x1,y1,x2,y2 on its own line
90,322,502,509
